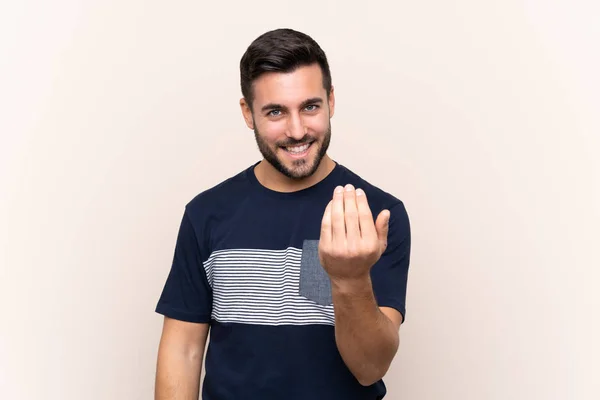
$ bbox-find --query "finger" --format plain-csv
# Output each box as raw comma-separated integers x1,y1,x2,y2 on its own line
375,209,391,253
331,185,346,247
343,184,360,247
320,200,333,244
356,188,376,239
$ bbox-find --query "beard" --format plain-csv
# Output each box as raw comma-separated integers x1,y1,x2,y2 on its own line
254,122,331,180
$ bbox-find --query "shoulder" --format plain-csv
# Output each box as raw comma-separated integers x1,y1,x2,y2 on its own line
184,165,253,221
336,163,410,234
337,163,405,210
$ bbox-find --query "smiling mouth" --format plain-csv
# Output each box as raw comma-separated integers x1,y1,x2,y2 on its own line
282,141,314,153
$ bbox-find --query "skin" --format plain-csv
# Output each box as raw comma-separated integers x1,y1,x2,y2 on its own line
320,184,403,386
155,317,209,399
155,63,402,398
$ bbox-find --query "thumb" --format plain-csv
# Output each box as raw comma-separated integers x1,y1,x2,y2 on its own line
375,209,391,252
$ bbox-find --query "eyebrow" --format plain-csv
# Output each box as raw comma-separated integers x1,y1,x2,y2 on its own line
261,97,324,113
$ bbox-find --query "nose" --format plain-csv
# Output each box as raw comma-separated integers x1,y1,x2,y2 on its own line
285,113,306,141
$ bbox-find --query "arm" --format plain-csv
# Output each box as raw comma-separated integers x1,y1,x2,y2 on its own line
154,208,214,397
319,185,408,386
331,277,402,386
155,317,210,399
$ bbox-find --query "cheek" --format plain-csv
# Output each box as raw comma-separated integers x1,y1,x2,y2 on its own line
257,120,286,142
306,115,330,134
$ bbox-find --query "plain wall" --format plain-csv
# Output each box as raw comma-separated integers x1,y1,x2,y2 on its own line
1,1,598,399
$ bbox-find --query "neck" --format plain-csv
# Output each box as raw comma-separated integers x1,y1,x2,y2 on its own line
254,155,336,193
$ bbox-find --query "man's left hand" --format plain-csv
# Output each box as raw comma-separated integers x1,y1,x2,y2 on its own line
319,184,390,284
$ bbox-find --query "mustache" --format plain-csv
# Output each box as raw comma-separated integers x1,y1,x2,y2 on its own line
277,136,316,147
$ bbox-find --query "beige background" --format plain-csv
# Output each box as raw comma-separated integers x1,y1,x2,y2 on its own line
1,1,599,399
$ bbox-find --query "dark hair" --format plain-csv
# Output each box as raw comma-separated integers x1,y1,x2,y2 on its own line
240,28,332,109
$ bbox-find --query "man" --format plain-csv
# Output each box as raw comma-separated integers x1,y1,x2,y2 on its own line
154,28,411,400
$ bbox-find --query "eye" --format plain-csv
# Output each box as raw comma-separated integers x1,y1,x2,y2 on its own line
268,109,282,117
304,104,319,112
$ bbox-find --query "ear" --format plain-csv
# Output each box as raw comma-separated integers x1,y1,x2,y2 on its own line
239,98,254,130
328,85,335,118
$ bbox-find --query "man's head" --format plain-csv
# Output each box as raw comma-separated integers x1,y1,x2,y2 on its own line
239,28,335,180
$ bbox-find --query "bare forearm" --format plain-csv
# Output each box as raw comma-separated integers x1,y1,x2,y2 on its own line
331,275,399,386
155,345,202,399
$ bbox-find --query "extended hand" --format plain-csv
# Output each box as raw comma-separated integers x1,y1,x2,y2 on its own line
319,184,390,283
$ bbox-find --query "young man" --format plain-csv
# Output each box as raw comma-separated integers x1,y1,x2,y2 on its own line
154,28,411,400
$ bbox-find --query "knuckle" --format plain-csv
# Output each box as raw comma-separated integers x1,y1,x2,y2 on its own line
366,242,379,256
347,246,359,258
333,249,347,260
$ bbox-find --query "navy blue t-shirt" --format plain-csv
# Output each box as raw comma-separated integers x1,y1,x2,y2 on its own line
155,161,411,400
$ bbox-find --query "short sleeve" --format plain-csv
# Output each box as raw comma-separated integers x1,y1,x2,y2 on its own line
370,201,411,323
155,209,213,323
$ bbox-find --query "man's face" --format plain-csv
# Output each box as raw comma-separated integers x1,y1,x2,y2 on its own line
241,63,335,180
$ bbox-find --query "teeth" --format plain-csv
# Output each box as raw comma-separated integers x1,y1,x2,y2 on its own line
286,143,310,154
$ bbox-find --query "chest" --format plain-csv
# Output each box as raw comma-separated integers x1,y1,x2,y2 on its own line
203,208,334,326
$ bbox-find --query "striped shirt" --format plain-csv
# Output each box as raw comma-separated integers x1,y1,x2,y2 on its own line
155,161,411,400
